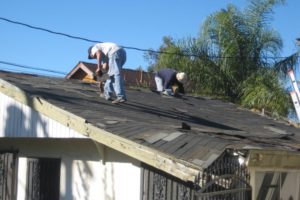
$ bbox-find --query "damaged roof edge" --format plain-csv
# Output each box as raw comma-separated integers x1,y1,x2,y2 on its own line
248,149,300,170
0,78,201,182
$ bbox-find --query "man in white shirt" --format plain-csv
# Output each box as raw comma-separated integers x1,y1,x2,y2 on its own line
88,42,127,103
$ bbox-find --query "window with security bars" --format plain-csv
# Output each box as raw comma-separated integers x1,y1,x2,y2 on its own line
0,152,17,200
141,163,196,200
26,158,61,200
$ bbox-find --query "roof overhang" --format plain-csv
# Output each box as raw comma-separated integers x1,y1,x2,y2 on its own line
0,78,201,182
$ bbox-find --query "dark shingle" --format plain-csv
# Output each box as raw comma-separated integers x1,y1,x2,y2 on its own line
1,70,300,171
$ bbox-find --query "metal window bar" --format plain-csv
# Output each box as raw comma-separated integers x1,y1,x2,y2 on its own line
26,158,60,200
141,163,195,200
194,150,251,200
0,153,17,200
141,149,251,200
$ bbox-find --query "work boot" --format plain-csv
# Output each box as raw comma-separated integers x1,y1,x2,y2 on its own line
112,97,127,104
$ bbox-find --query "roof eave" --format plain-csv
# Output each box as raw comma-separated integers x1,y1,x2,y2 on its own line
248,149,300,170
0,78,201,183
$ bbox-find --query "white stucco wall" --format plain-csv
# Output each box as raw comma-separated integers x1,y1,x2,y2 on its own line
0,138,141,200
0,92,86,138
0,87,142,199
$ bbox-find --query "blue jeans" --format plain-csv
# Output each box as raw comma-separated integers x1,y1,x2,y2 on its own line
104,74,126,100
104,49,126,100
154,75,163,92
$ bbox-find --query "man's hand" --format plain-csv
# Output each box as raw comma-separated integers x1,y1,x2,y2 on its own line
95,68,103,77
102,63,108,70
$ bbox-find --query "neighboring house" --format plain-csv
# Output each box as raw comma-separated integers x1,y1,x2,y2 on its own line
66,61,156,88
1,69,300,200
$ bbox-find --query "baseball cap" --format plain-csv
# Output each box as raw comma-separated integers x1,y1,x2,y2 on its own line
88,46,97,59
176,72,187,83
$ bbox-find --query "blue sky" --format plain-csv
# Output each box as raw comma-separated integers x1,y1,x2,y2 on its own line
0,0,299,77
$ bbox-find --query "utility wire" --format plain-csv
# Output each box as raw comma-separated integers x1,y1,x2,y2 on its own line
0,16,297,79
0,17,168,55
0,66,64,78
0,60,67,75
0,16,296,60
0,17,100,43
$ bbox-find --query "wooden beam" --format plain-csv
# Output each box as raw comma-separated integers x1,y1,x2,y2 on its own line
0,79,201,182
248,149,300,170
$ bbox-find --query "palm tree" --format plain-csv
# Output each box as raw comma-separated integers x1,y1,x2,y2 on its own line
240,69,291,117
200,0,285,97
199,0,293,115
145,0,294,116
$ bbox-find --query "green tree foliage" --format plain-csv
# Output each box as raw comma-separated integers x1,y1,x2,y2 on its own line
144,0,296,117
240,69,292,117
144,36,185,71
200,0,285,99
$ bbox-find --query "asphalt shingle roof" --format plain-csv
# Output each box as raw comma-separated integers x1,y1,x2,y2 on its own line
1,70,300,181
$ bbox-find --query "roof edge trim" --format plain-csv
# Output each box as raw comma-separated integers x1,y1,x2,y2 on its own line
0,78,200,182
248,149,300,170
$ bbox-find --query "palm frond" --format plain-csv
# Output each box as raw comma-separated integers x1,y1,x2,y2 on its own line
245,0,285,28
275,52,299,75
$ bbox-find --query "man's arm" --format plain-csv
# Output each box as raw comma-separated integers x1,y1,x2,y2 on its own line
177,82,185,94
95,50,103,74
103,57,109,71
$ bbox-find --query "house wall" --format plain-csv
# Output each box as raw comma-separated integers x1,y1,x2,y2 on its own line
0,92,86,138
250,169,300,200
0,92,142,200
0,138,141,200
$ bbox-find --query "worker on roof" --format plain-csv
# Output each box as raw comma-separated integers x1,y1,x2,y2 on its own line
154,68,187,96
88,42,127,104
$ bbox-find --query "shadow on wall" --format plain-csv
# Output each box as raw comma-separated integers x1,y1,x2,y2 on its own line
2,95,138,199
75,161,93,200
4,104,48,137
